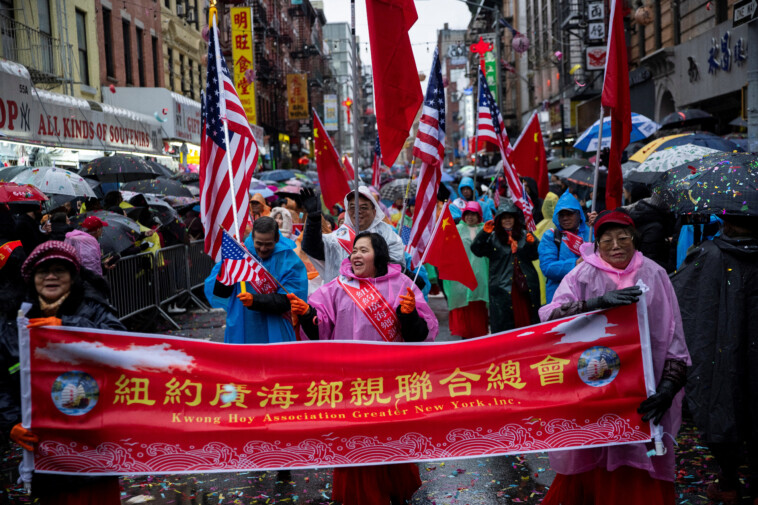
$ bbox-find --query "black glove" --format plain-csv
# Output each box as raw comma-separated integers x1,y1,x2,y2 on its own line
637,379,678,425
300,188,320,215
585,286,642,311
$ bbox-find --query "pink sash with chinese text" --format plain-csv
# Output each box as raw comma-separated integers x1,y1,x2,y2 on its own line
554,229,584,256
337,275,402,342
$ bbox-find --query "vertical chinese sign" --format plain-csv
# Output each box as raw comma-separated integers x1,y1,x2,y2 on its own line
230,7,257,125
287,74,309,120
324,94,338,131
24,305,655,475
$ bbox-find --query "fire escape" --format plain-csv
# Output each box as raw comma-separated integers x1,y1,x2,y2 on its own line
287,0,324,143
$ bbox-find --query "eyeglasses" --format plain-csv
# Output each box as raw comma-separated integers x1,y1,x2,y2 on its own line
35,265,70,278
347,205,373,214
598,235,633,248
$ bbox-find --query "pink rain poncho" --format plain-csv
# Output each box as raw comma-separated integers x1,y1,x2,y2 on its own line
64,229,102,276
539,242,690,482
305,258,439,342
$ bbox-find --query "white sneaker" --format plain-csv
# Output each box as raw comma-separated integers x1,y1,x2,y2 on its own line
167,303,187,314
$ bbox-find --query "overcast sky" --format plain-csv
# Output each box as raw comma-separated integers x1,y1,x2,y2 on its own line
320,0,472,75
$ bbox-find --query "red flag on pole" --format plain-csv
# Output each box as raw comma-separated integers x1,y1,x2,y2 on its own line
601,0,631,210
424,203,477,291
511,112,549,198
313,110,350,210
342,155,355,180
366,0,423,168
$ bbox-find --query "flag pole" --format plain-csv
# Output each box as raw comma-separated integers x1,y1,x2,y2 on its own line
411,201,448,286
591,107,605,213
396,158,417,235
213,14,246,294
472,68,480,187
351,0,361,230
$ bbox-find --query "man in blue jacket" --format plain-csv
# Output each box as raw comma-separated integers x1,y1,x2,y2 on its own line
537,192,590,303
204,217,308,343
451,176,496,222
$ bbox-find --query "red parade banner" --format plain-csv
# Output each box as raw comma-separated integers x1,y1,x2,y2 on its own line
22,304,653,475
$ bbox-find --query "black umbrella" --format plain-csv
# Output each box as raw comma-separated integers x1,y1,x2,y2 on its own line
70,210,143,255
0,165,33,182
659,109,714,129
120,177,194,198
145,160,175,178
80,155,159,183
658,152,758,216
379,178,416,201
171,171,200,183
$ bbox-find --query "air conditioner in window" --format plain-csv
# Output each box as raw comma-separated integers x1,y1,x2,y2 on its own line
176,4,185,16
185,10,195,23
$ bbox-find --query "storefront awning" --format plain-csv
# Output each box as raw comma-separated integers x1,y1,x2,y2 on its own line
103,88,201,145
0,60,163,155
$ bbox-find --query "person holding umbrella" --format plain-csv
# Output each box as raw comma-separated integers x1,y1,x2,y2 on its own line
64,216,110,276
672,214,758,504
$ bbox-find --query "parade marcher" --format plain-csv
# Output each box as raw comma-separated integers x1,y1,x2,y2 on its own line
672,214,758,505
533,191,559,304
287,232,437,505
538,192,591,303
65,215,108,276
270,206,294,239
204,217,307,344
471,200,540,333
3,241,125,504
450,176,495,221
539,209,690,505
300,186,404,283
443,202,489,339
623,184,674,271
249,193,271,221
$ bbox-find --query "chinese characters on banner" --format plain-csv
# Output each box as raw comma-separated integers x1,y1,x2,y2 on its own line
25,305,653,475
230,7,257,125
324,94,339,131
287,73,309,120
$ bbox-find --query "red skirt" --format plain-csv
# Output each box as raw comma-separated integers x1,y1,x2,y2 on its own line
540,466,675,505
511,285,533,329
449,301,489,339
332,463,422,505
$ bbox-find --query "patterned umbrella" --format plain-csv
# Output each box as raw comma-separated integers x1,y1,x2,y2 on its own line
0,182,48,202
259,169,295,182
80,155,159,183
657,152,758,216
633,144,720,173
145,160,175,178
172,171,200,183
10,166,97,198
379,178,416,201
573,113,659,152
631,133,741,163
120,177,194,198
0,165,33,182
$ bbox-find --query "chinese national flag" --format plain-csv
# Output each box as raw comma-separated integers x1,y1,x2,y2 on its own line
342,155,355,180
425,203,477,291
366,0,423,167
601,0,631,210
313,110,350,210
511,112,549,198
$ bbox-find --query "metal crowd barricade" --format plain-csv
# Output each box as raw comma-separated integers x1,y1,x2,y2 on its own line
107,242,215,329
105,251,156,321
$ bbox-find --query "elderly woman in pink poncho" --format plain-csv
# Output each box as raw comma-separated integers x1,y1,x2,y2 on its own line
287,231,438,505
538,209,690,505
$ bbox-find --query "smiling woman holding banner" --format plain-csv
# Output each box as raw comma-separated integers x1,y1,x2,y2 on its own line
287,232,438,505
538,209,690,505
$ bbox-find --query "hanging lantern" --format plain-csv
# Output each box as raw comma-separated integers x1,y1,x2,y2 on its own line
634,5,654,26
512,33,530,54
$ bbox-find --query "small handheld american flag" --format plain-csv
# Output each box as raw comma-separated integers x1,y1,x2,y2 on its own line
217,229,265,286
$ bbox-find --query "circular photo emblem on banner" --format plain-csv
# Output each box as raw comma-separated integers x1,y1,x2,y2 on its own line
51,371,99,416
577,346,620,387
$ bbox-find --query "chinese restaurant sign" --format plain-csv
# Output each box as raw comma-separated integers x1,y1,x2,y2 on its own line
230,7,257,125
25,305,652,475
287,74,309,120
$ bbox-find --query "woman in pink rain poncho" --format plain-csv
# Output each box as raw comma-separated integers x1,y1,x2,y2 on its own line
538,209,690,505
287,231,438,505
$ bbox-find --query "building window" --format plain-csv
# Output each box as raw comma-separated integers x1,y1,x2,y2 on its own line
189,60,195,99
136,27,145,86
152,36,159,86
37,0,53,73
180,53,185,93
164,0,170,10
168,47,174,90
103,8,114,78
75,10,89,85
122,19,132,84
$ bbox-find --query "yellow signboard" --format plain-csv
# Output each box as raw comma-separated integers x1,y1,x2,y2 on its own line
287,74,309,120
230,7,256,125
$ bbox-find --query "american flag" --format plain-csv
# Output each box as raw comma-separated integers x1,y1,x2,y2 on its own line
217,229,264,285
477,69,536,231
407,48,445,268
399,214,413,245
372,135,382,187
200,19,259,261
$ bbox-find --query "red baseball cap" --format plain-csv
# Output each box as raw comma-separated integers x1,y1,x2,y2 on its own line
593,209,635,236
81,216,109,230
